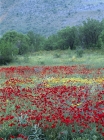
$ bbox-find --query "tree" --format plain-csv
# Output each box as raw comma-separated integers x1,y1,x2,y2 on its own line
79,18,102,49
1,31,30,55
27,31,45,51
97,30,104,50
17,34,30,55
43,34,59,50
57,26,79,50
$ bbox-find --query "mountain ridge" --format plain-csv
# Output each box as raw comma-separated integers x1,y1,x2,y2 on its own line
0,0,104,37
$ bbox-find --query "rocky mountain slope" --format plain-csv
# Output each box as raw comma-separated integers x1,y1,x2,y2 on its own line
0,0,104,36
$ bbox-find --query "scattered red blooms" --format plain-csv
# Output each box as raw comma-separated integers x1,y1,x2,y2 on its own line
9,134,28,140
0,65,104,139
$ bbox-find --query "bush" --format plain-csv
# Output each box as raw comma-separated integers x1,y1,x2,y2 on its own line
76,47,84,57
1,31,30,55
0,40,18,65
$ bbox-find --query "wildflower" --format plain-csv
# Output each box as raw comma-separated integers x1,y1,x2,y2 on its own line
6,99,9,103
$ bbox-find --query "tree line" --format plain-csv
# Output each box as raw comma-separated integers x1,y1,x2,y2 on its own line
0,18,104,64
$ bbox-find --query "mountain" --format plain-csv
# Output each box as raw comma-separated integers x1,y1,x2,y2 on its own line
0,0,104,37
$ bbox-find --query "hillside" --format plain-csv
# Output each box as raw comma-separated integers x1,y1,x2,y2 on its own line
0,0,104,36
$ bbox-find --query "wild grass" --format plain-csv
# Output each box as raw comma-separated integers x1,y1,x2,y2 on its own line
5,49,104,69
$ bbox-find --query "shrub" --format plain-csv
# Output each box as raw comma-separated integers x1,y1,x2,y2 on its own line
76,47,84,57
0,40,18,65
1,31,30,55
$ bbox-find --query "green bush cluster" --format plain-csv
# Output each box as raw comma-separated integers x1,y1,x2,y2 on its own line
43,18,104,51
0,31,45,65
0,18,104,64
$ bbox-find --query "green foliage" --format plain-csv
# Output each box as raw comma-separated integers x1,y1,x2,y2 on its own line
79,18,102,49
57,26,79,50
1,18,104,60
98,30,104,51
53,53,61,58
43,26,79,51
0,126,19,139
27,31,46,51
0,40,18,65
17,34,30,55
0,30,30,55
41,18,104,51
76,47,84,57
23,54,30,63
28,124,45,140
1,30,20,44
43,34,59,50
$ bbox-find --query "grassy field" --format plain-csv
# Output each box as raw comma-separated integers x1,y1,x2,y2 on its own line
6,49,104,68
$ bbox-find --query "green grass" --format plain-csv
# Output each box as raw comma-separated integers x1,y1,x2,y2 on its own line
3,49,104,68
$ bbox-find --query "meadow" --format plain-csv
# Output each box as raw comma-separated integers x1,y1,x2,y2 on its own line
5,49,104,68
0,50,104,140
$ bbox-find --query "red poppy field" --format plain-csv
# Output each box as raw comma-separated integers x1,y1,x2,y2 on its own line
0,65,104,140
